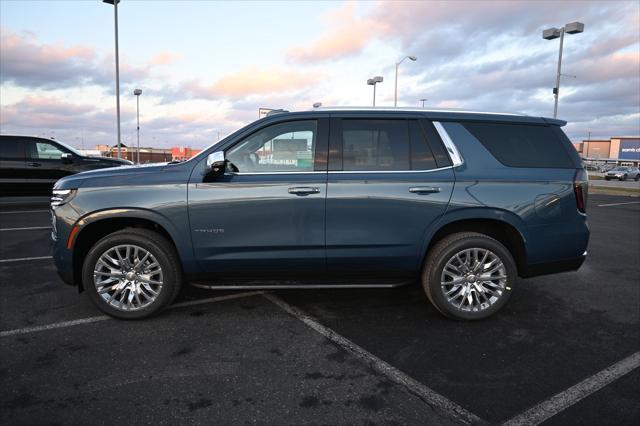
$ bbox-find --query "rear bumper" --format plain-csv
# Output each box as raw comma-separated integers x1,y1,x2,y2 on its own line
521,250,587,278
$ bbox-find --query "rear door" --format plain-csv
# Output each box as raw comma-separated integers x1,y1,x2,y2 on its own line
0,136,28,195
325,115,455,280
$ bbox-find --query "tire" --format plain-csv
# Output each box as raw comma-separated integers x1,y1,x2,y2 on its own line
620,174,627,181
635,174,639,181
422,232,516,320
82,228,182,319
605,177,610,181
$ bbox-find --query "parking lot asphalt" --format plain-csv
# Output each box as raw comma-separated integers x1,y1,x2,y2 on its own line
1,194,638,425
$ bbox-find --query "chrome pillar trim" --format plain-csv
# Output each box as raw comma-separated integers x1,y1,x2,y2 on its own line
433,121,464,167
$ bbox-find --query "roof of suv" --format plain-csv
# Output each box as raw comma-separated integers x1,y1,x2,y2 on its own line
267,107,567,126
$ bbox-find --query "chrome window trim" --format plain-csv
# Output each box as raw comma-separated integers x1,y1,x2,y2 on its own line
224,171,325,176
328,166,453,174
433,121,464,167
224,166,454,176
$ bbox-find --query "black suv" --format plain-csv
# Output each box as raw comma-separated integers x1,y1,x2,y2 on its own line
0,135,131,196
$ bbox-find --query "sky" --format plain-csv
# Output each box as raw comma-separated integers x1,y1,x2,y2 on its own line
1,0,639,150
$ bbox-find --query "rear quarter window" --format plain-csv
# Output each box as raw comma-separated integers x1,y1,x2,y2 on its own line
462,122,576,168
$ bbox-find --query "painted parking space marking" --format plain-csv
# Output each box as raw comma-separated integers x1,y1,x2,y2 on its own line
264,293,485,425
0,226,51,231
597,201,640,207
0,255,53,263
0,210,49,214
0,291,262,338
503,351,640,425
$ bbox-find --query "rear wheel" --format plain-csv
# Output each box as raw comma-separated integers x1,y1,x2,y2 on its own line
422,232,516,320
82,228,182,319
634,174,639,181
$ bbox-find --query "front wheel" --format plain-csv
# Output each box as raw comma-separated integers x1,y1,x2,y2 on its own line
634,174,639,181
620,174,627,181
82,228,182,319
422,232,516,320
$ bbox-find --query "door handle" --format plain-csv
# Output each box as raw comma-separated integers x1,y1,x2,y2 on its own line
288,186,320,195
29,162,41,167
409,186,440,194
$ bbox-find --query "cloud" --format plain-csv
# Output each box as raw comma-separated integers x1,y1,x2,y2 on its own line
0,27,173,90
148,51,182,66
286,2,387,63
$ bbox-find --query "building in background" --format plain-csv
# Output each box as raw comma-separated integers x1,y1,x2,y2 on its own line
573,137,640,166
171,147,202,161
95,144,173,163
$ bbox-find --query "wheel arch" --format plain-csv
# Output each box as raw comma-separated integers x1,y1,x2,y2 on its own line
71,209,184,291
421,209,528,277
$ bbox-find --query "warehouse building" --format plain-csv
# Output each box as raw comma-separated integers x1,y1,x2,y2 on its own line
573,137,640,167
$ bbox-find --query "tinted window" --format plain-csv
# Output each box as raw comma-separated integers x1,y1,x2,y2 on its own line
342,120,410,171
0,138,25,160
409,120,437,170
463,122,575,168
227,120,316,173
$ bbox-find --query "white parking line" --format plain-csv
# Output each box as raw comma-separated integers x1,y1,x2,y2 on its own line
597,201,640,207
0,255,53,263
0,210,49,214
0,291,261,338
0,226,51,231
503,351,640,425
263,293,484,425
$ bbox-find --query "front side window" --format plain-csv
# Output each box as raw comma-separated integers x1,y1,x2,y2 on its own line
226,120,316,173
30,141,65,160
342,120,410,171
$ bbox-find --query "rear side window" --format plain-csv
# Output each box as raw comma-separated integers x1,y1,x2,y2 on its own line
342,120,410,171
462,122,575,168
0,138,25,160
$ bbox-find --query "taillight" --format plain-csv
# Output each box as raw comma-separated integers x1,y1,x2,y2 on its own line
573,169,588,214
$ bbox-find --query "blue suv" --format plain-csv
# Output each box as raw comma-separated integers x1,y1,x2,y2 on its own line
51,108,589,320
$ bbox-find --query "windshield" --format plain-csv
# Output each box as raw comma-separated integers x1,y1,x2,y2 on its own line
611,167,629,171
55,139,82,156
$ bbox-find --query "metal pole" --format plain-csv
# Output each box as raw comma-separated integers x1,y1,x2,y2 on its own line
114,1,122,158
394,62,399,107
372,83,376,107
136,95,140,164
553,27,565,119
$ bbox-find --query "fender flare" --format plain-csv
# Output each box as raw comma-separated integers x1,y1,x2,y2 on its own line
417,207,529,269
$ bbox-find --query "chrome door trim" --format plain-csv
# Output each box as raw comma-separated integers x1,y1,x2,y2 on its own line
327,166,453,174
433,121,464,167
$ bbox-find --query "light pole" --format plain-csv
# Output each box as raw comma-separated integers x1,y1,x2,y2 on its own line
542,21,584,118
367,76,383,106
394,55,417,107
420,98,428,108
134,88,142,164
103,0,122,159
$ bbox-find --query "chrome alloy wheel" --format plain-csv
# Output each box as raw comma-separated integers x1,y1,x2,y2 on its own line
440,248,507,312
93,244,164,311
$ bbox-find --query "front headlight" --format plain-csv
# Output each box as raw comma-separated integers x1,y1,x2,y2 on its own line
51,189,77,207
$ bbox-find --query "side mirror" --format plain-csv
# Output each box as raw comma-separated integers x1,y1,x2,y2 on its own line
61,153,74,164
205,151,226,177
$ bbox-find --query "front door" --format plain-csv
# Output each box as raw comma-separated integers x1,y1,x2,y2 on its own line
188,118,329,280
325,117,455,281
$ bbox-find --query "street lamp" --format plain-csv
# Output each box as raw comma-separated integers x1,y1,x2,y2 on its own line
542,21,584,118
420,98,428,108
103,0,122,159
134,88,142,164
394,55,417,107
367,76,383,106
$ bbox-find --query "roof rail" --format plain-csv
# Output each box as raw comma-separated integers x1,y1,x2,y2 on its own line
265,109,289,117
